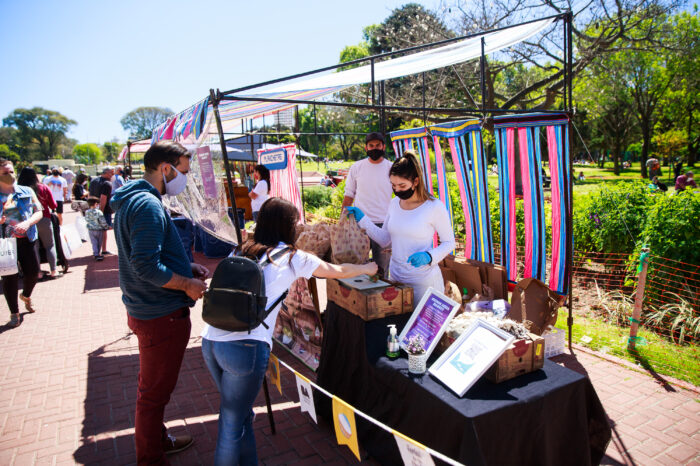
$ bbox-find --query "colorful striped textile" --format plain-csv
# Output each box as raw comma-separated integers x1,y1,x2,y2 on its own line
493,112,571,294
431,136,454,241
152,98,209,143
430,120,493,263
389,127,433,196
257,144,305,224
219,87,343,122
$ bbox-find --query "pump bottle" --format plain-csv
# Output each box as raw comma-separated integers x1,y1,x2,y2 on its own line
386,324,399,359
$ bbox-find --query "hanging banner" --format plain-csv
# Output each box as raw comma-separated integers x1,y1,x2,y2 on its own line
393,430,435,466
295,374,317,423
257,143,305,224
259,147,289,170
196,146,218,199
267,354,282,396
332,396,361,461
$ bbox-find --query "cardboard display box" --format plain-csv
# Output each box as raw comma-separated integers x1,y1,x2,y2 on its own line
509,277,562,335
440,255,508,301
326,278,414,321
437,331,545,383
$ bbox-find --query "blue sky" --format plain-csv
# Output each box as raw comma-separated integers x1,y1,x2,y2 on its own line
0,0,436,144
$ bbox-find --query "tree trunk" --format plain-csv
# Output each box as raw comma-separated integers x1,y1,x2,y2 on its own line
640,121,650,178
688,107,696,167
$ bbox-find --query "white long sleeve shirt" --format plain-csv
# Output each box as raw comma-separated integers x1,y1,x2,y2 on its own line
359,197,455,302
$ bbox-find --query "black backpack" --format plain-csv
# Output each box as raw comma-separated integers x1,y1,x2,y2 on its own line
202,247,290,333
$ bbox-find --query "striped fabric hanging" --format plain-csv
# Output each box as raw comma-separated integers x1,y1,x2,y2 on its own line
389,128,433,196
430,120,493,263
257,144,305,224
493,113,571,295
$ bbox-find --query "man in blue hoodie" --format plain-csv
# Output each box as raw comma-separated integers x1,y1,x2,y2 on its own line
111,141,209,465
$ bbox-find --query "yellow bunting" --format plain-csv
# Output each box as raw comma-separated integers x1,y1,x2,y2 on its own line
267,354,282,396
332,396,361,461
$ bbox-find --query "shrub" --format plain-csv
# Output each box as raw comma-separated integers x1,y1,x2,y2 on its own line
303,185,334,212
316,180,346,220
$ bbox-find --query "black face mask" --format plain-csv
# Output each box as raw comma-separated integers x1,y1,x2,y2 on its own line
393,187,415,200
367,149,384,161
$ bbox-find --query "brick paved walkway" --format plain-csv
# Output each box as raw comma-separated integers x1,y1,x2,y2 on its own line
0,209,697,465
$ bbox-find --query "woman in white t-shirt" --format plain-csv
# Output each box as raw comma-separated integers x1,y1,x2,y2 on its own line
347,151,456,302
201,197,376,466
248,164,270,222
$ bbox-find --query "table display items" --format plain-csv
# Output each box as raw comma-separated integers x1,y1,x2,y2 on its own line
386,324,400,359
509,277,562,335
429,319,514,396
326,277,413,320
406,334,428,374
398,287,461,359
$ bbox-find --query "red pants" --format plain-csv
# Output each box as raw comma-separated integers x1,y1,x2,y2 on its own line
128,308,191,465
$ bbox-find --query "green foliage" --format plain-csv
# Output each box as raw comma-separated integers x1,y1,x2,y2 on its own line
2,107,76,161
102,142,123,162
0,144,20,164
120,107,172,140
573,182,652,254
73,143,103,165
315,181,346,220
303,185,334,212
635,190,700,265
645,291,700,344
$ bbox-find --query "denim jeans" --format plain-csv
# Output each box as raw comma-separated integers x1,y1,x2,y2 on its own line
202,339,270,466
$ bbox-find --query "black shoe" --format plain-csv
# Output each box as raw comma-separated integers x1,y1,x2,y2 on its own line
95,255,104,262
101,250,113,255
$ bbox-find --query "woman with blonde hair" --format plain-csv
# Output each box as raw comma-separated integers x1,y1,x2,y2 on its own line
347,151,455,301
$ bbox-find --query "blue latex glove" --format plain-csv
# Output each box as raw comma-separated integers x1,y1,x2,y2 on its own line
407,252,432,268
345,206,365,222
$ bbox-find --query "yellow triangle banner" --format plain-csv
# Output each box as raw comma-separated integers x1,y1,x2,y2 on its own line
267,354,282,396
393,430,435,466
332,396,361,461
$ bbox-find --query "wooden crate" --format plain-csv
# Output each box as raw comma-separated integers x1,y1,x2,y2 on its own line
326,279,414,320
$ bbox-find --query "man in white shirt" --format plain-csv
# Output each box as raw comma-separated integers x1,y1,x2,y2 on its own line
341,132,393,277
44,168,68,224
61,168,75,202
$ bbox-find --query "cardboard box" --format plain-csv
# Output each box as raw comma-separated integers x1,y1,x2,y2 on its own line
440,255,508,300
326,278,414,320
436,331,545,383
484,333,545,383
509,278,562,335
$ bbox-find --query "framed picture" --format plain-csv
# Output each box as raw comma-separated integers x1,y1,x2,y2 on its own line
398,287,461,359
429,319,515,397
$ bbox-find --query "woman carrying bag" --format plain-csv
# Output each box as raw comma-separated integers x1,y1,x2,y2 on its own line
201,197,376,465
347,151,456,302
0,159,43,326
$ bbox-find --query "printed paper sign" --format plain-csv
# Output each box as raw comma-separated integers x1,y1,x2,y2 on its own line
196,146,218,199
267,354,282,396
295,374,317,424
399,288,460,358
259,147,288,170
332,396,360,461
393,431,435,466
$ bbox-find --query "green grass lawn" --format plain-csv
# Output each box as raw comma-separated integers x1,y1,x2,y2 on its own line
556,311,700,386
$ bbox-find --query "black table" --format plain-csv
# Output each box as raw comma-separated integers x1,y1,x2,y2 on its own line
316,302,611,466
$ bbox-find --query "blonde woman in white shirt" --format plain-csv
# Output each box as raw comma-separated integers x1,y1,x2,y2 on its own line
347,151,456,302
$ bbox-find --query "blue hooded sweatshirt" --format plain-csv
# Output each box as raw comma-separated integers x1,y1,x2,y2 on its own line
110,179,194,319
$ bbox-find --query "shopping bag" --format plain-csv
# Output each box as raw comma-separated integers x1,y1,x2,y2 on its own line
60,224,83,259
330,209,370,264
0,237,18,276
74,217,89,242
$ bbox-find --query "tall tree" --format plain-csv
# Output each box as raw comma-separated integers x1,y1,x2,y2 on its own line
120,107,172,140
2,107,76,161
102,141,123,162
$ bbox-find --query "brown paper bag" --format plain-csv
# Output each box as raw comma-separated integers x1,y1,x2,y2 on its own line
330,209,370,264
297,222,332,258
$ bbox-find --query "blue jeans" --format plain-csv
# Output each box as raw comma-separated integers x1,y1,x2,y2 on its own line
202,339,270,466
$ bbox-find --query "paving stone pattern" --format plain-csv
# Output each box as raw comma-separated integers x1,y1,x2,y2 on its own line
0,210,697,465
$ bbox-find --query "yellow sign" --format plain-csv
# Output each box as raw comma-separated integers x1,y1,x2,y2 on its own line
267,354,282,396
332,396,361,460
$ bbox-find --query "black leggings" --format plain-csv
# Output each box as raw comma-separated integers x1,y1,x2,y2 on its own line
1,237,40,314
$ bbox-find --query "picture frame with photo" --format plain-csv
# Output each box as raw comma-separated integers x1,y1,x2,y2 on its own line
398,287,461,360
428,319,515,397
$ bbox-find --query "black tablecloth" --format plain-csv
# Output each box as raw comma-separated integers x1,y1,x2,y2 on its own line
316,301,611,466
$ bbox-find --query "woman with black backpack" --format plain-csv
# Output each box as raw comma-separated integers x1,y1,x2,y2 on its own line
201,197,376,466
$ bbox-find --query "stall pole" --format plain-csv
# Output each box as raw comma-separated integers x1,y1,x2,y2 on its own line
126,141,132,172
380,81,387,140
209,88,243,245
565,13,575,350
628,248,650,350
422,72,427,128
480,37,487,113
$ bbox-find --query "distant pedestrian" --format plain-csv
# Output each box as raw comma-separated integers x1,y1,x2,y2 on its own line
17,167,60,279
85,197,110,261
0,159,43,326
62,167,75,199
248,164,270,222
44,168,68,225
71,173,89,215
649,176,668,192
675,171,697,192
110,141,209,464
89,167,114,255
112,165,126,190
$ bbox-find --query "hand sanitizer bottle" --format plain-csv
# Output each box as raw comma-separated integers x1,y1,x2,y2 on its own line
386,325,399,359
